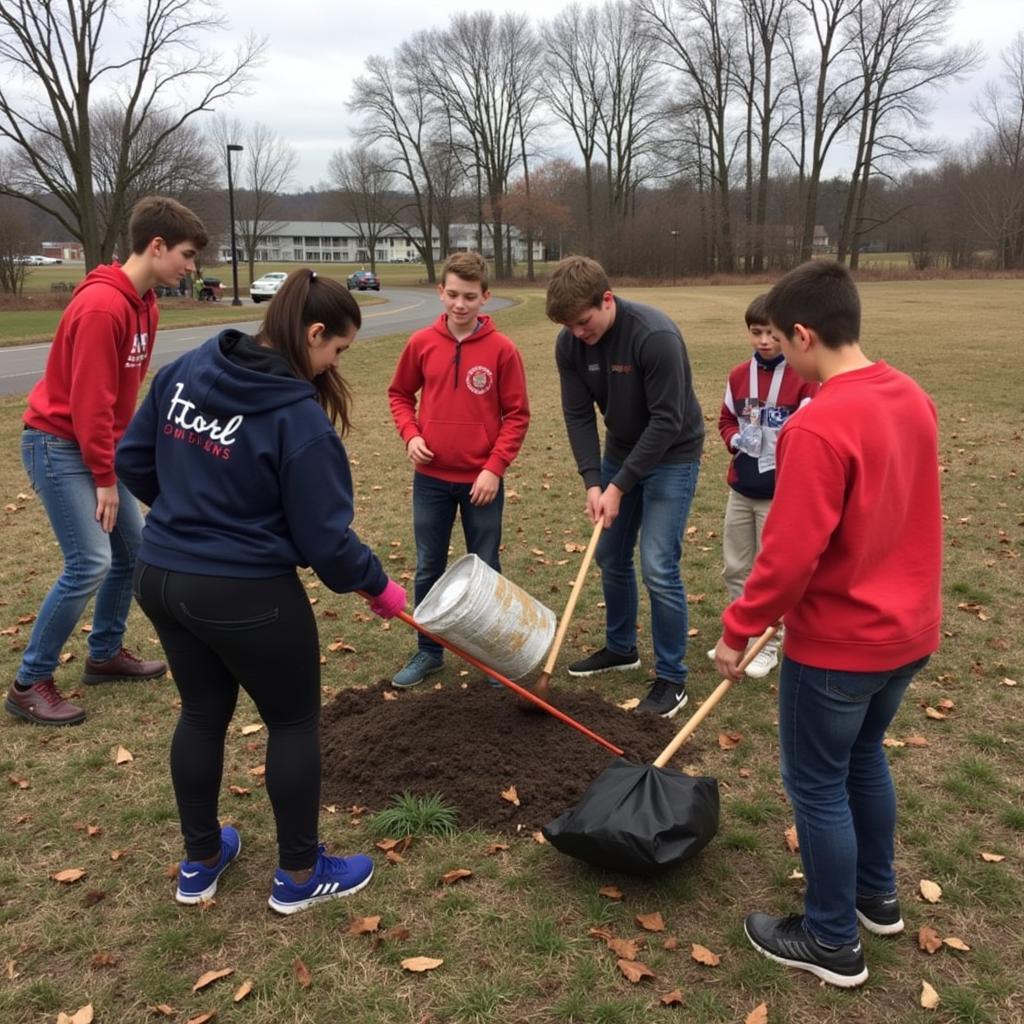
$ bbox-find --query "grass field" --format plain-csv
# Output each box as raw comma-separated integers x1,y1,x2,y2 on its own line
0,278,1022,1024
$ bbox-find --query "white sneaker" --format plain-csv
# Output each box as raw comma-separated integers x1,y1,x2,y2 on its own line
745,646,779,679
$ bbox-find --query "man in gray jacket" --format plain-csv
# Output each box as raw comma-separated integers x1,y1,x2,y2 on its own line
547,256,704,717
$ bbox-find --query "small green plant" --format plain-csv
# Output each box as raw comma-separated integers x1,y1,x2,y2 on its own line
368,791,458,838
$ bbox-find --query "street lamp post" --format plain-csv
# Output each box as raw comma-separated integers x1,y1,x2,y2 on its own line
226,143,243,306
670,229,679,285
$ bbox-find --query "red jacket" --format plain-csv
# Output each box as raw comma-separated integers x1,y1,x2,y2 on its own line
388,314,530,483
24,264,158,487
722,361,942,671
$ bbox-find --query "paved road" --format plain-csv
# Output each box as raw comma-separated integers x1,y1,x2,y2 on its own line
0,287,512,396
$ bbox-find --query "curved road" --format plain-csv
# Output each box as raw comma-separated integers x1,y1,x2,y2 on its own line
0,287,513,397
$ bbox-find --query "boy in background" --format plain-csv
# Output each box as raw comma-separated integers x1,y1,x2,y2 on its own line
709,293,817,678
6,197,208,726
714,260,942,988
388,252,530,688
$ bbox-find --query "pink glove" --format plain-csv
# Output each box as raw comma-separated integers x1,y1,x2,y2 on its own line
368,578,406,619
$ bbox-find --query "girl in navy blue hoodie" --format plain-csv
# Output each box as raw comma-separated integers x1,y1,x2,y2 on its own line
117,269,406,914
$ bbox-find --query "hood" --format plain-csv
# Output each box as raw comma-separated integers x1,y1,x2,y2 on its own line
172,329,317,419
430,312,497,343
72,262,154,314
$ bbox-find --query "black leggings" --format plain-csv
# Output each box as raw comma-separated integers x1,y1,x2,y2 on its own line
134,560,321,870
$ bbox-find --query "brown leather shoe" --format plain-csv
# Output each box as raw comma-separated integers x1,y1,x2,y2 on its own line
5,679,86,726
82,647,166,685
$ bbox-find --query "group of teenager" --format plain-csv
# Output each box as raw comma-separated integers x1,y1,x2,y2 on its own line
4,195,941,987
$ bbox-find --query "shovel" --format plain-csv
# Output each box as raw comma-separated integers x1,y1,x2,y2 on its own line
526,519,603,702
542,626,777,876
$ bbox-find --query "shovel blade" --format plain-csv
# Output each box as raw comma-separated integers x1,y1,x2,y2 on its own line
542,758,720,876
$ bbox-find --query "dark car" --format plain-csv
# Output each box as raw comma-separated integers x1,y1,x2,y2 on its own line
346,270,381,291
196,276,223,301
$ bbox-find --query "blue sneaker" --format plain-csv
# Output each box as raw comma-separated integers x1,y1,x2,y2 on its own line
392,651,443,689
175,826,241,904
268,845,374,915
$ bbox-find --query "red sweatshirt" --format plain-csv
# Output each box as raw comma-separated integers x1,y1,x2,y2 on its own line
388,313,530,483
24,264,158,487
722,361,942,671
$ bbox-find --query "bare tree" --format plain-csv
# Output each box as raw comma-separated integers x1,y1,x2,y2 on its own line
0,195,34,295
327,146,398,272
0,0,263,269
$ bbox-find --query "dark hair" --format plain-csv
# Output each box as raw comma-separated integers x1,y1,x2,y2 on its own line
545,255,610,323
129,196,209,254
256,270,362,432
745,293,770,327
441,251,489,291
764,260,861,348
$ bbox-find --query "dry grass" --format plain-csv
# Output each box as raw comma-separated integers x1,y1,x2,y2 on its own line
0,279,1022,1024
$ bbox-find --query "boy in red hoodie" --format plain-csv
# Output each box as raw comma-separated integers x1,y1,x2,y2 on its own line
713,260,942,988
5,197,208,727
388,252,530,687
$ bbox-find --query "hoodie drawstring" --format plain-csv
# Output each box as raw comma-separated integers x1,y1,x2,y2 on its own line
452,340,462,390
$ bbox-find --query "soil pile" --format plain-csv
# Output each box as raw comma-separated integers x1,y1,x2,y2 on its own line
321,680,700,833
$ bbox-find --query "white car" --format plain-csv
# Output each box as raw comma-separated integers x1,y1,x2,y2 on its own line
250,272,287,303
17,255,62,265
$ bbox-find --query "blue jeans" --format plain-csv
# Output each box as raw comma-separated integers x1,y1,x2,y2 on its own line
778,654,931,945
597,457,699,684
17,428,143,683
412,472,503,657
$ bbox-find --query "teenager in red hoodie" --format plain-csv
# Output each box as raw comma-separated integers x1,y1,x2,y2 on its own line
713,261,942,988
5,197,207,727
388,252,530,687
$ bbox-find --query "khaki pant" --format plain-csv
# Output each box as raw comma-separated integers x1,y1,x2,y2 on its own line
722,488,781,654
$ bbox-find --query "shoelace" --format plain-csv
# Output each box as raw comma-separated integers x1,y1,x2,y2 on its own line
646,678,674,701
34,680,68,706
116,647,143,664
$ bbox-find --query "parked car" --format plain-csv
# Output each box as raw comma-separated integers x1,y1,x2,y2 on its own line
250,271,287,303
196,276,223,301
16,255,62,265
346,270,381,291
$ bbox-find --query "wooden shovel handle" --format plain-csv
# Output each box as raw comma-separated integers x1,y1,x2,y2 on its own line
652,626,777,769
540,519,603,676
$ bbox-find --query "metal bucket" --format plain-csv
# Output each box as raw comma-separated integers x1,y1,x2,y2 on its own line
413,554,556,680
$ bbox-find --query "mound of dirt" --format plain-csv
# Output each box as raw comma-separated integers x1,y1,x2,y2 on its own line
321,680,700,833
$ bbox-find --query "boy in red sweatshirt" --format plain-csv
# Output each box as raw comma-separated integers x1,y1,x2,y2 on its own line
5,197,208,727
713,260,942,988
388,252,530,687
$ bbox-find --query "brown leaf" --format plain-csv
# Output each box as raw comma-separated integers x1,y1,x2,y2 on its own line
501,785,520,807
485,842,509,855
635,911,665,932
86,824,102,837
691,943,721,966
228,785,250,797
110,850,126,861
59,651,76,664
51,868,87,884
924,707,947,720
401,956,444,972
662,936,679,950
233,978,254,1002
920,979,940,1009
349,915,382,935
192,966,234,992
919,879,942,903
91,952,119,968
81,890,106,908
918,926,942,953
240,723,263,735
185,1015,216,1024
56,1005,94,1024
384,925,411,941
616,697,641,710
7,773,29,789
882,737,905,748
114,745,134,765
718,731,743,750
607,937,640,960
247,764,266,777
660,989,684,1006
385,849,404,865
293,958,312,988
936,698,955,711
588,927,615,942
382,690,398,701
783,824,799,853
150,1005,176,1017
165,862,179,879
979,851,1005,862
745,1004,769,1024
598,885,623,900
904,734,930,747
616,958,655,983
1000,677,1017,687
943,936,971,951
327,640,356,653
440,868,473,885
531,831,546,844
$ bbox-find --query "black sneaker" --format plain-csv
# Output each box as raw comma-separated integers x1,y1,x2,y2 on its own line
567,647,640,677
856,892,904,935
636,678,688,718
744,912,868,988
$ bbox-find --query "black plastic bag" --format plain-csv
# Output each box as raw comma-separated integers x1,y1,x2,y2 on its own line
542,757,720,876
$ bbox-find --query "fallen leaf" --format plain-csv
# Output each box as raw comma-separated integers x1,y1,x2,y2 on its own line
485,842,509,855
150,1005,175,1017
635,911,665,932
607,937,641,960
616,697,640,710
192,966,234,992
904,734,930,747
382,690,398,701
784,825,799,853
662,935,679,950
56,1005,94,1024
920,979,940,1009
110,850,126,861
327,640,356,653
240,723,263,735
247,764,266,778
228,785,250,797
401,956,443,972
924,707,947,720
936,698,955,711
691,944,721,966
617,958,655,983
82,890,106,908
86,824,102,837
91,952,119,968
1000,677,1017,687
919,879,942,903
918,926,942,953
598,885,623,900
531,831,546,844
745,1003,769,1024
165,862,179,879
7,773,29,789
293,958,312,988
501,785,520,807
115,746,134,765
660,989,684,1006
185,1014,216,1024
233,978,254,1002
738,768,751,778
943,936,971,951
385,850,404,864
588,927,615,942
788,868,804,880
59,651,76,664
4,959,18,980
440,868,473,885
384,925,411,941
718,731,742,750
51,868,87,884
882,737,905,748
980,851,1005,862
349,915,382,935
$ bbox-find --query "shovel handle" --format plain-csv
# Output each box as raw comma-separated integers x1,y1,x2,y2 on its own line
652,626,777,769
541,519,603,676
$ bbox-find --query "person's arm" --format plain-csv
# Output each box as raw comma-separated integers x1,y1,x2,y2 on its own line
718,373,742,451
556,337,602,490
477,344,530,480
115,378,162,507
387,338,425,446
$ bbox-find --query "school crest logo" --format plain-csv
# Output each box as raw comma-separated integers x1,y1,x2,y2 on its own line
466,365,493,395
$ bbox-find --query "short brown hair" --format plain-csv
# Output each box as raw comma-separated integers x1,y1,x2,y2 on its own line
441,251,489,291
545,255,610,323
129,196,209,255
765,260,861,349
745,293,770,327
